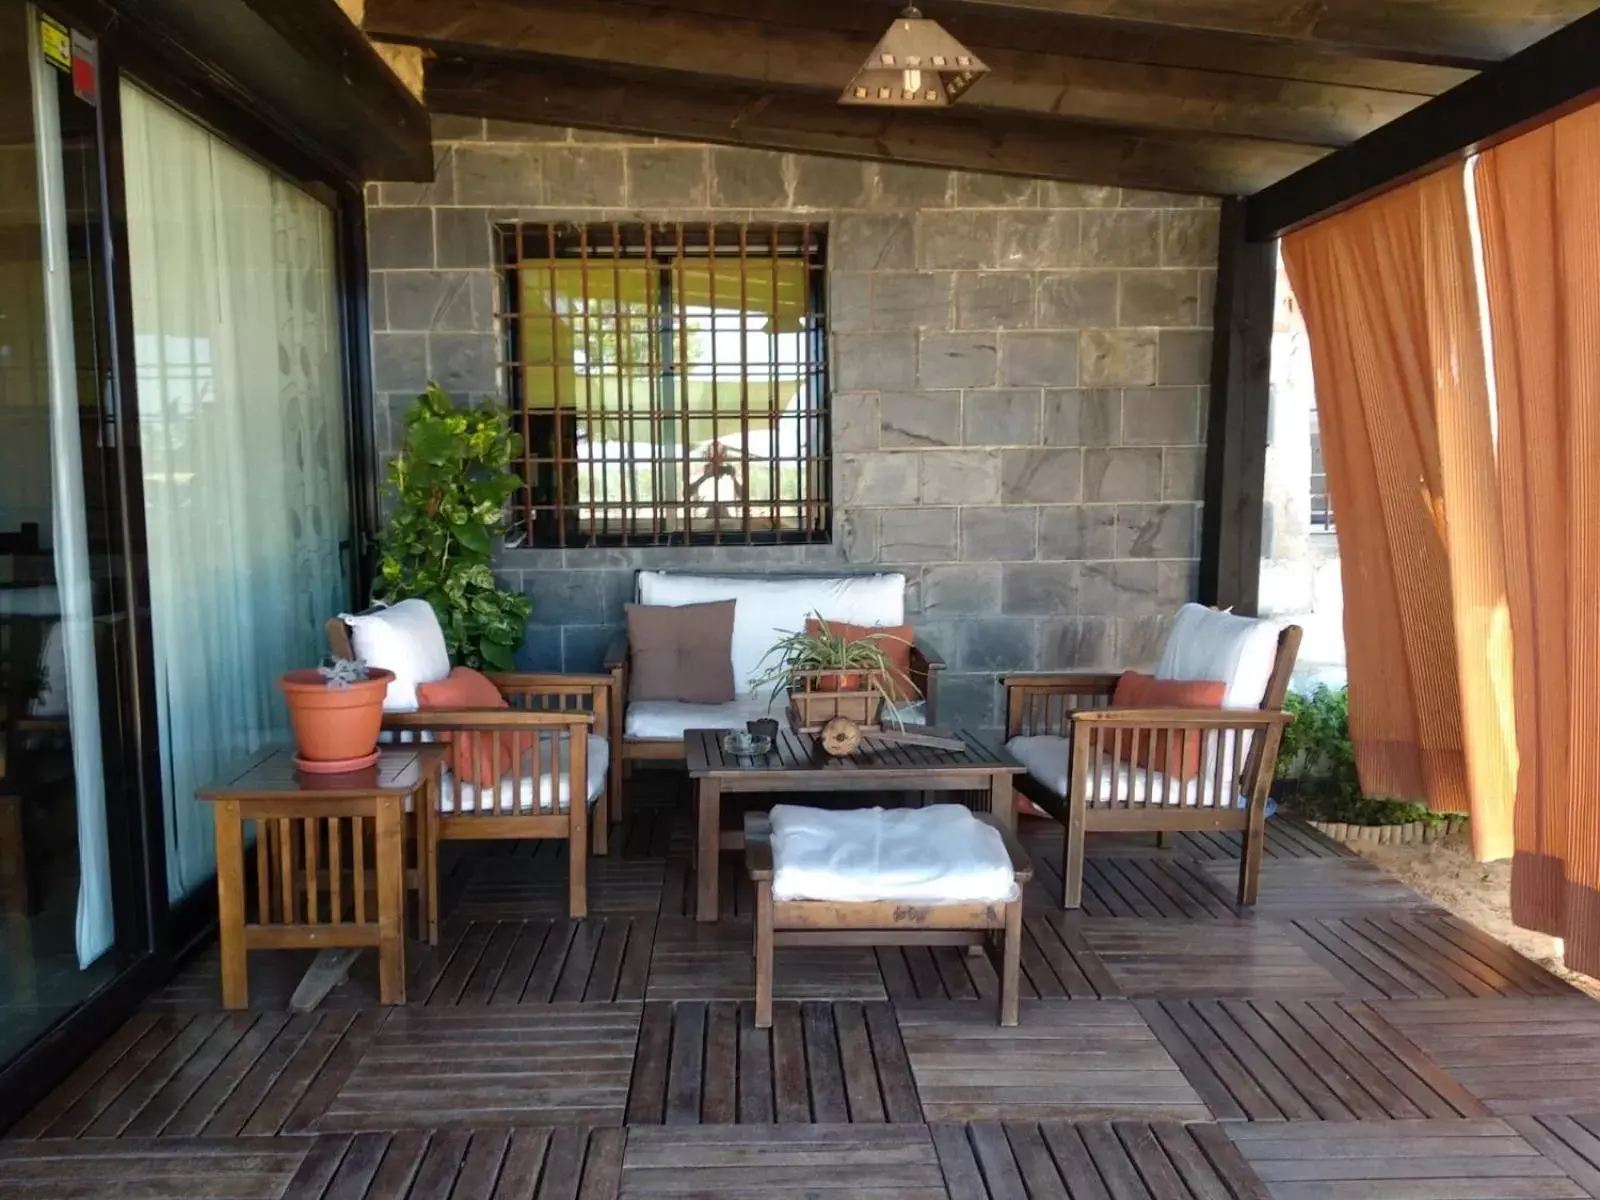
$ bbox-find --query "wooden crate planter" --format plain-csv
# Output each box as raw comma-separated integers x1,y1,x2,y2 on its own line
1309,815,1468,845
787,668,886,733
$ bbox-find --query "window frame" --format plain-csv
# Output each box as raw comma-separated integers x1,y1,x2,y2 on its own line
498,220,832,550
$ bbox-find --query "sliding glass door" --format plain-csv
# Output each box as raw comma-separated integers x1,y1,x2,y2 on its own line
0,3,140,1068
120,82,351,904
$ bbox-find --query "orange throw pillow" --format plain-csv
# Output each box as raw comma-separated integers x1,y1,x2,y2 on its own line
804,618,918,702
1110,671,1226,781
417,666,514,789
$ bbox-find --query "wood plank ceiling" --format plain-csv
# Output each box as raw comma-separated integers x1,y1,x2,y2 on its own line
363,0,1596,197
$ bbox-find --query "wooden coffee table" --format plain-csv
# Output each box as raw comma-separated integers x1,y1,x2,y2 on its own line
198,744,446,1008
683,727,1024,923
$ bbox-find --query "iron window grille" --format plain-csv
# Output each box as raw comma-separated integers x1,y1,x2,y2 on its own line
499,221,830,548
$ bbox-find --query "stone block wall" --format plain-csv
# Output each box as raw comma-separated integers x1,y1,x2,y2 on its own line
366,117,1219,734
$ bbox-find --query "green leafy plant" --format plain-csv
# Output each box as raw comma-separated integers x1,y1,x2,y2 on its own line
375,383,532,671
748,617,917,728
1277,683,1464,828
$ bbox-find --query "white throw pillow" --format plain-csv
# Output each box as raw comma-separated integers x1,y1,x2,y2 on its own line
341,599,451,711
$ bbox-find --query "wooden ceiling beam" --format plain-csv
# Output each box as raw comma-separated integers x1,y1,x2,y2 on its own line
370,0,1472,96
367,0,1433,147
424,51,1325,196
1247,6,1600,239
942,0,1595,69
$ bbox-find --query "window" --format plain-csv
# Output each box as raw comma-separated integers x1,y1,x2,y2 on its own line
500,222,829,548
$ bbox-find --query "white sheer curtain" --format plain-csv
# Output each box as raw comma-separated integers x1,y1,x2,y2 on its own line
120,82,350,902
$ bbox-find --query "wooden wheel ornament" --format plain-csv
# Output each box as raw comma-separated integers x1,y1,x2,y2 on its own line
820,717,862,756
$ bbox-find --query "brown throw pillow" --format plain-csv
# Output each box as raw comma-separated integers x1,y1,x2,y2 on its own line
627,600,737,703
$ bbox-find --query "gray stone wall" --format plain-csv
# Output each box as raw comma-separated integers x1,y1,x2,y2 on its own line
366,117,1218,734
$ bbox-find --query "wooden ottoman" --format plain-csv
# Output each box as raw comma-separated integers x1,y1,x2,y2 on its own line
745,806,1032,1028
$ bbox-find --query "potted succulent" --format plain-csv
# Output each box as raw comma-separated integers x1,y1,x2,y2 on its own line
749,618,915,730
277,657,394,773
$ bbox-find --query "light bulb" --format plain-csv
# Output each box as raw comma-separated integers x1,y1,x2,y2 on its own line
902,67,922,92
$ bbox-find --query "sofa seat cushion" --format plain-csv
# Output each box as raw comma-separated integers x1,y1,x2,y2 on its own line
626,696,786,741
626,695,925,740
1005,733,1249,809
636,571,906,696
769,803,1019,904
439,735,608,815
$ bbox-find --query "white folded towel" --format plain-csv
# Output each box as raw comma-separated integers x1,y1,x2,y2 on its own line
768,804,1019,904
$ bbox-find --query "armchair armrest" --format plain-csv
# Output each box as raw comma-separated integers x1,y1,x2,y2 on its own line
911,643,945,672
909,641,945,724
383,708,595,733
1001,673,1120,738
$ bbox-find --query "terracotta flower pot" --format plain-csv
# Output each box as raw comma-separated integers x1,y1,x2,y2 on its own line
277,668,394,772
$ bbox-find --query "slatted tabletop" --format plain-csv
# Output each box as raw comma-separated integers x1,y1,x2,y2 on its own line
683,727,1021,779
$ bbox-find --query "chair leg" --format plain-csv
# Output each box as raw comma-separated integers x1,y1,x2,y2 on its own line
1238,812,1265,908
754,880,774,1029
999,899,1022,1027
1061,818,1085,910
570,815,589,920
592,793,609,857
1155,830,1172,849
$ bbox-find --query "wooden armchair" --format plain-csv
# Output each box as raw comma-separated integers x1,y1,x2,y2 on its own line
327,618,617,928
1003,615,1301,909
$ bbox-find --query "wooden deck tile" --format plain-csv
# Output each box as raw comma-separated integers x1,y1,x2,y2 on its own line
11,1010,382,1140
1376,996,1600,1116
896,1000,1212,1123
311,1004,640,1131
450,858,666,918
1179,817,1354,861
0,1137,313,1199
1082,918,1350,998
419,917,657,1005
624,1001,920,1125
1199,856,1440,918
619,1125,947,1198
875,910,1118,1003
931,1120,1270,1199
1022,852,1239,918
1290,913,1574,999
1227,1119,1590,1198
1142,999,1489,1121
646,917,885,1001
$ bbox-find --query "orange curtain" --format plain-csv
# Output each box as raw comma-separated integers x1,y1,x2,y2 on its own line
1476,105,1600,969
1282,172,1516,861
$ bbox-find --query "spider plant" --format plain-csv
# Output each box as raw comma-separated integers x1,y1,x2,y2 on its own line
748,617,916,727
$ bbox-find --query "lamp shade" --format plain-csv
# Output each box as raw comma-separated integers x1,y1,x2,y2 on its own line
840,7,988,108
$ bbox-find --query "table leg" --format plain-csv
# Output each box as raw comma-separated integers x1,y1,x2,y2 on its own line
754,878,773,1028
696,779,721,922
987,771,1016,835
374,795,407,1005
215,801,248,1010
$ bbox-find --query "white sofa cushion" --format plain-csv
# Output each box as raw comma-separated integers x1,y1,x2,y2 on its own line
635,571,906,697
625,695,926,741
1004,733,1246,809
439,735,609,814
1155,603,1279,708
769,803,1018,903
341,599,452,712
626,695,785,741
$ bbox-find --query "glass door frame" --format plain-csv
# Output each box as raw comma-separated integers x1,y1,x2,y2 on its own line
0,0,379,1130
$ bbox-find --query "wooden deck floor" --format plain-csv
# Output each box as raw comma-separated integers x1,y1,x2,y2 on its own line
9,778,1600,1198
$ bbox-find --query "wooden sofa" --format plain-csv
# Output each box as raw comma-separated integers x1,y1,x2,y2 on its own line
1001,605,1301,909
603,571,943,768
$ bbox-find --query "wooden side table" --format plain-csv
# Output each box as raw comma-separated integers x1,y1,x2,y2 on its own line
197,744,445,1008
